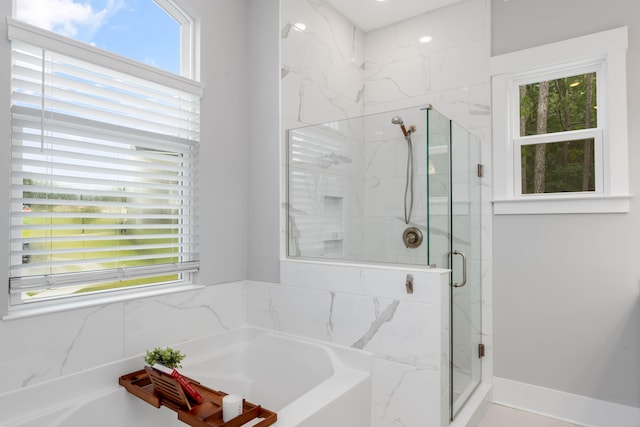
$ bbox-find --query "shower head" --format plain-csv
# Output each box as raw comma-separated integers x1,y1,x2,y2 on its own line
391,116,409,138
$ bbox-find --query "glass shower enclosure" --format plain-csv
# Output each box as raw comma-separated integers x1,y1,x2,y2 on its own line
287,105,482,420
428,109,483,419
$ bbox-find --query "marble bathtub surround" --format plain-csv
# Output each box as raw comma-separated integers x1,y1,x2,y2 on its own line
248,261,451,426
0,282,246,395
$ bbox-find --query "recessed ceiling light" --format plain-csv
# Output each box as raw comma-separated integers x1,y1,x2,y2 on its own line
419,36,433,44
569,81,581,87
293,22,307,32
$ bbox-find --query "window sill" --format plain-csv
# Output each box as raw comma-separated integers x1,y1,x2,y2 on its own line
2,283,206,321
493,194,632,215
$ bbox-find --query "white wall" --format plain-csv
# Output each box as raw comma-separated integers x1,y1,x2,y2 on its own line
492,0,640,412
197,0,250,283
247,0,281,282
0,0,253,395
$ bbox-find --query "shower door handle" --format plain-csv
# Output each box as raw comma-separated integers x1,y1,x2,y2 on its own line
449,250,467,288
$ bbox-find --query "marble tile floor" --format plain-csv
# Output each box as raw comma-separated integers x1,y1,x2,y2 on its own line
479,404,581,427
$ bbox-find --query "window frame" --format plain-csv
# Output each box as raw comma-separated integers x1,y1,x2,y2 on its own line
4,13,204,318
490,27,630,214
13,0,198,80
515,129,604,196
154,0,199,79
512,62,604,197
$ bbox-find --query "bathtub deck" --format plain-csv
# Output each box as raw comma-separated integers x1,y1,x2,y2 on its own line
119,368,277,427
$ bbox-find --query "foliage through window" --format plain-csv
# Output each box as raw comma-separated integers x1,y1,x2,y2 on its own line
518,72,598,194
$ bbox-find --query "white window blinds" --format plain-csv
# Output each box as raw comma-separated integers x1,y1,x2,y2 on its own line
9,22,202,305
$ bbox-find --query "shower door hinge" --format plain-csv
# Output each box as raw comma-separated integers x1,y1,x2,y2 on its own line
477,164,484,178
478,343,485,358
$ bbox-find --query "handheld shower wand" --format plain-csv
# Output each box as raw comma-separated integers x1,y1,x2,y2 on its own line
391,116,409,139
391,116,416,224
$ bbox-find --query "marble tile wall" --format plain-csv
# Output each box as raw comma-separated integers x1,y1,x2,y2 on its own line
361,107,429,265
287,120,365,260
0,282,246,395
362,0,491,120
287,106,431,264
362,0,491,267
281,0,370,263
280,0,365,130
282,0,491,264
247,261,451,427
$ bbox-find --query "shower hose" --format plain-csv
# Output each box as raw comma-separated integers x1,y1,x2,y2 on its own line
404,135,414,224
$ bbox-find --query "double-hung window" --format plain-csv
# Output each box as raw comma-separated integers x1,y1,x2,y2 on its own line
491,27,630,214
8,12,203,311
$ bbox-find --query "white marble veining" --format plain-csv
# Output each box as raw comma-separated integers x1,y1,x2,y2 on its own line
0,303,123,393
248,262,450,425
372,358,444,427
281,0,365,126
123,282,246,356
362,0,491,120
0,282,248,396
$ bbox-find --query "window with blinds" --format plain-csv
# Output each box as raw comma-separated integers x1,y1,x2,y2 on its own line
9,21,202,306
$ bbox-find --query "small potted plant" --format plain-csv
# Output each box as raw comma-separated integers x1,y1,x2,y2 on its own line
144,347,186,369
144,347,203,404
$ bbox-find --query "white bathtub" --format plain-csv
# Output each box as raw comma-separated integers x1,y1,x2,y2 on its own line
0,327,372,427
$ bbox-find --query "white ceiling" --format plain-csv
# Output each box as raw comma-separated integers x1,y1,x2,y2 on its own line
324,0,463,32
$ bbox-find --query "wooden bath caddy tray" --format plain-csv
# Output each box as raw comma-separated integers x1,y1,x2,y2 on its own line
119,368,277,427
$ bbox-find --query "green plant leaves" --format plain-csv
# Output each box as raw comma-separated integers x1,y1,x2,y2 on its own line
144,347,186,369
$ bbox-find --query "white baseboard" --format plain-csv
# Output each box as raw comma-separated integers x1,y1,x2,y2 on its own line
492,377,640,427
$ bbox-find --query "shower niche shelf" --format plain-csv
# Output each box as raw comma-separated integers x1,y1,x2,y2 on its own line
119,368,277,427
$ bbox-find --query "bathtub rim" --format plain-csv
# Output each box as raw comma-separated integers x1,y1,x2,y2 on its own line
178,326,372,372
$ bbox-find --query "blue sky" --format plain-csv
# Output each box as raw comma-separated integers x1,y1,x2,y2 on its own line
16,0,180,74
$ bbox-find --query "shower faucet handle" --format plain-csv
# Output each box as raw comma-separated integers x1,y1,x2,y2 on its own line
402,227,423,249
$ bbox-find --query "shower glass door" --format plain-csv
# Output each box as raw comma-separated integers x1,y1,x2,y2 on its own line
427,109,482,420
